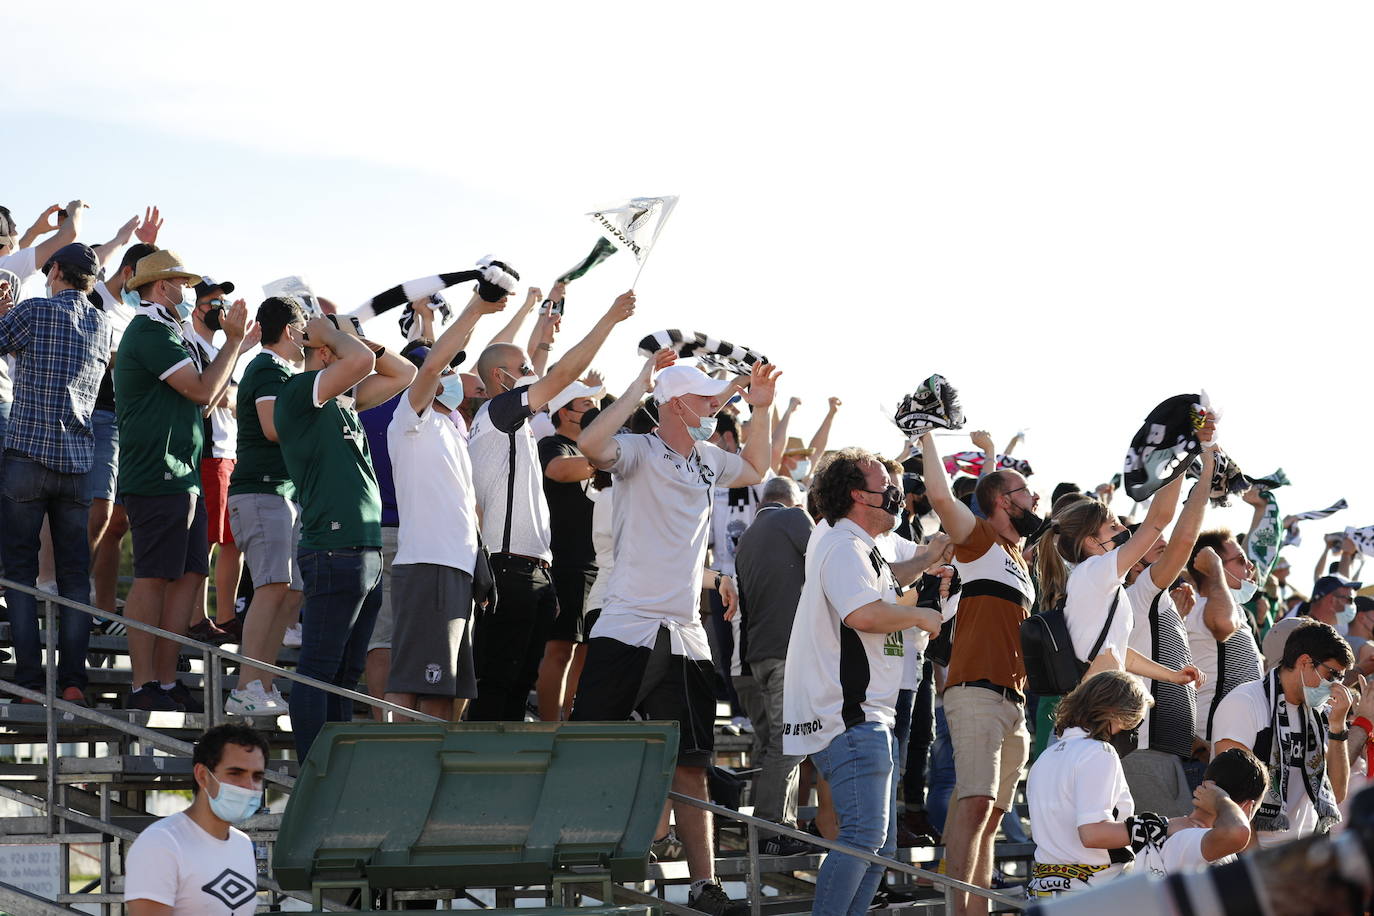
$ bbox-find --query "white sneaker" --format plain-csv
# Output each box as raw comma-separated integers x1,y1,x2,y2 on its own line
225,680,285,717
265,684,288,709
282,624,303,648
731,715,755,734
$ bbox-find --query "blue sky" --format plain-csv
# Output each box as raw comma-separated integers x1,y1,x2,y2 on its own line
6,2,1374,587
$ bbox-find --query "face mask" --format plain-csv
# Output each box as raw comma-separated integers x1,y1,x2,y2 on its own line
579,407,601,430
1337,601,1357,628
1302,661,1334,710
204,769,262,824
1230,577,1258,605
877,484,902,516
1108,723,1139,759
1010,506,1043,539
435,374,465,411
460,396,487,418
204,305,226,332
687,415,717,442
790,459,811,481
1104,529,1131,551
498,368,538,392
121,287,140,309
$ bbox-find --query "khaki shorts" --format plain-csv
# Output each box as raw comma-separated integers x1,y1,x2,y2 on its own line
945,684,1029,811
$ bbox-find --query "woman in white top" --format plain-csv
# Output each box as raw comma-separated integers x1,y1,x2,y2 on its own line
1034,477,1203,690
1026,670,1153,898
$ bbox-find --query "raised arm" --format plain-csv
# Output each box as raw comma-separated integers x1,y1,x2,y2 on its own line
524,290,635,412
527,306,559,376
772,397,799,472
486,286,541,346
919,431,977,544
408,292,505,414
581,349,674,467
734,362,781,485
889,532,953,587
807,397,841,462
93,215,139,270
307,316,376,403
1115,473,1184,578
969,430,999,478
1196,546,1239,642
24,200,85,268
165,301,250,406
355,346,418,412
1149,451,1215,589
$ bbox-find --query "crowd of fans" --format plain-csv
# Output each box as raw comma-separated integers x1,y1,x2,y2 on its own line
3,200,1374,916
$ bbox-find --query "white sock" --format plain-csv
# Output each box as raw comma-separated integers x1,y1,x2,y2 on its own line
690,879,716,896
160,682,176,691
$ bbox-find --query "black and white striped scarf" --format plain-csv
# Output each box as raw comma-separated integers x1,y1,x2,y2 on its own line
1283,499,1349,546
894,374,965,436
636,329,768,376
345,256,520,330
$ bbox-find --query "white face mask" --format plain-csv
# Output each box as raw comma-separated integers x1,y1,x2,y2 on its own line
789,459,811,481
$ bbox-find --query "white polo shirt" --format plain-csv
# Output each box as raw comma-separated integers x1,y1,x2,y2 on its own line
876,530,928,689
468,388,553,561
1026,726,1134,867
387,397,479,574
592,432,748,660
783,518,904,757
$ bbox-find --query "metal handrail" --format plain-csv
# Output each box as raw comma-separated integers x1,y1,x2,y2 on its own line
666,790,1028,912
0,576,444,724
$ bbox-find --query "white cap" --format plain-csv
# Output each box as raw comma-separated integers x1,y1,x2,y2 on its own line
548,380,605,415
652,365,732,405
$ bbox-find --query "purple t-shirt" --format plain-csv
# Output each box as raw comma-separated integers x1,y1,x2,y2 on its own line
360,394,400,528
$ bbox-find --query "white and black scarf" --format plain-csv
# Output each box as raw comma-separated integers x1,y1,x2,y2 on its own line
346,256,520,330
636,329,768,376
1283,499,1349,546
1253,668,1340,835
893,374,964,437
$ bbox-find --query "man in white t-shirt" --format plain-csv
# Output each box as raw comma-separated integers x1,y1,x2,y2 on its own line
574,354,779,916
1134,748,1266,876
125,724,268,916
386,293,503,720
466,290,636,721
1212,620,1354,848
783,448,942,916
1186,530,1265,742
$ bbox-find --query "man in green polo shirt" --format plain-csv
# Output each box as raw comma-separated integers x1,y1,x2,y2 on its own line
275,314,416,757
115,250,250,712
225,297,309,717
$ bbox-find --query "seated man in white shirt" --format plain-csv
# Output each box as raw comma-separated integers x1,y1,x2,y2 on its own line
1137,748,1266,875
574,353,779,916
125,724,268,916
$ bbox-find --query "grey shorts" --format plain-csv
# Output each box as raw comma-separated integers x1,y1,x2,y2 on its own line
385,563,477,698
228,493,302,590
367,526,400,651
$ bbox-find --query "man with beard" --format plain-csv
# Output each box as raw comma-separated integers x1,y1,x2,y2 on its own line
918,430,1040,916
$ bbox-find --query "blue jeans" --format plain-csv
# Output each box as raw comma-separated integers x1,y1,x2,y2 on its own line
810,721,898,916
289,548,382,758
927,705,956,832
1,452,93,690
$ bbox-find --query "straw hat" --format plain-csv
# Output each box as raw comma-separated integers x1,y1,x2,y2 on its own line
783,436,814,457
126,250,202,291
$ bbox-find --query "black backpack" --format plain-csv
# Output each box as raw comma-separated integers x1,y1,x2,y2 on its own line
1020,592,1118,697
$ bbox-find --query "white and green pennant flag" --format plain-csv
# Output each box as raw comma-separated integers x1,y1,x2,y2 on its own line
587,196,679,285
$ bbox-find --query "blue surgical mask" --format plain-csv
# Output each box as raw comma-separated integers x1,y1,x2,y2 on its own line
790,459,811,481
1302,661,1335,710
121,287,140,309
435,374,465,411
205,770,262,824
688,415,717,442
1337,601,1357,628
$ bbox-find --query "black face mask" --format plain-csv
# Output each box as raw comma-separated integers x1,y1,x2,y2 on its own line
872,485,902,516
1108,724,1140,759
204,305,225,332
579,407,601,430
1106,529,1131,550
1010,505,1043,538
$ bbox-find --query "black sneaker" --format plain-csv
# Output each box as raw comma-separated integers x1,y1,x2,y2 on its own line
761,833,819,857
127,682,179,712
166,680,204,713
687,881,747,916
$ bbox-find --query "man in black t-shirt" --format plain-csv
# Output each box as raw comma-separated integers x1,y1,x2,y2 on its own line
534,379,603,721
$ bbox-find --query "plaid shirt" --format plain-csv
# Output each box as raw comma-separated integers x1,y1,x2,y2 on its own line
0,290,112,474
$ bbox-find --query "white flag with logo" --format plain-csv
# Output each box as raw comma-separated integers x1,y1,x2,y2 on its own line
587,196,679,267
263,275,323,318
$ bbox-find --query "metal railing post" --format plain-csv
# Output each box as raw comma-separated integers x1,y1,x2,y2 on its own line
44,596,57,836
746,821,761,916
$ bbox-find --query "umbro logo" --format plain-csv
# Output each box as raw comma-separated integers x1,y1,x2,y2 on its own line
201,868,256,909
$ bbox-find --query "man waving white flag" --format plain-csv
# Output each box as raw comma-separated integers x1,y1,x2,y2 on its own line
588,196,679,282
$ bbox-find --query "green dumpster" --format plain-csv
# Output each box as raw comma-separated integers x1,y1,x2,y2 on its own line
273,721,678,911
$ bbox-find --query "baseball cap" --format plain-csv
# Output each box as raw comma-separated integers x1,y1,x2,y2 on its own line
1262,616,1312,671
193,277,236,299
1312,574,1362,603
548,380,605,415
902,473,926,496
42,242,100,276
652,365,731,406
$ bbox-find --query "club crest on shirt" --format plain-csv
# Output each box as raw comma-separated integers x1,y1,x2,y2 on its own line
201,868,256,909
883,630,904,657
425,663,441,684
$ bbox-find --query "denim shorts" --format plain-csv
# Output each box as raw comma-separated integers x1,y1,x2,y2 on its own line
84,408,119,502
